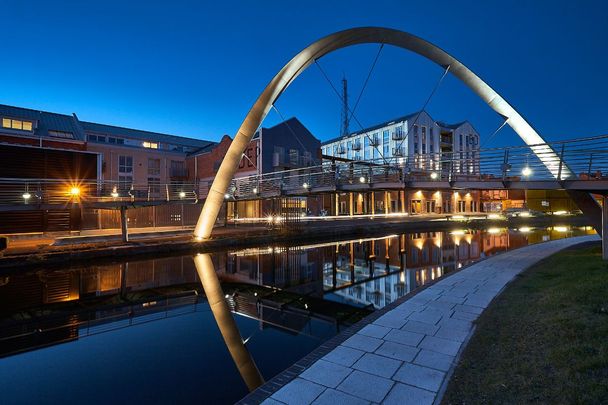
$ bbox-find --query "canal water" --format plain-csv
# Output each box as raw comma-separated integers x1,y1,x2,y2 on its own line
0,225,595,404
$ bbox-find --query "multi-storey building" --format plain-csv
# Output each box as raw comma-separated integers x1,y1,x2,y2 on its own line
0,103,216,232
321,111,480,174
321,111,482,215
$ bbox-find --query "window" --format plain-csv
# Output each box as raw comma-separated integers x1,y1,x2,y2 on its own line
119,155,133,174
108,137,124,144
2,118,33,131
383,130,390,156
289,149,299,165
394,126,404,139
303,151,312,165
143,141,158,149
148,158,161,175
88,134,106,143
459,134,463,148
171,160,186,177
48,130,74,139
364,137,370,160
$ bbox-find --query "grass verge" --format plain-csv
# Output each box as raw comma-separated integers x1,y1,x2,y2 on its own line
442,242,608,404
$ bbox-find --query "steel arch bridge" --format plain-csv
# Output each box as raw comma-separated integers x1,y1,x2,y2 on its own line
193,27,580,240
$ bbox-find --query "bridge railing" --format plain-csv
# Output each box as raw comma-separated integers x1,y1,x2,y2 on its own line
0,178,200,207
221,134,608,199
2,135,608,207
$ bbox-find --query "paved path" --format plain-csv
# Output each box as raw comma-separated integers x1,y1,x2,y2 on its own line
259,235,599,405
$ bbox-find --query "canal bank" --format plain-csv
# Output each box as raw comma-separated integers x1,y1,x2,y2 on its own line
241,235,599,405
0,215,591,271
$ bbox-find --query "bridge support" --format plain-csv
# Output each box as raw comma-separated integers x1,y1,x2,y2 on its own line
566,190,606,259
120,206,129,243
566,190,602,236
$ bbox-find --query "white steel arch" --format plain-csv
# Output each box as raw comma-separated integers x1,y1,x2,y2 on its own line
194,27,565,240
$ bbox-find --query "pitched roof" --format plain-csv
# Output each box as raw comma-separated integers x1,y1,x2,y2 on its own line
321,111,420,145
80,121,213,149
436,120,468,129
0,104,86,140
0,103,215,148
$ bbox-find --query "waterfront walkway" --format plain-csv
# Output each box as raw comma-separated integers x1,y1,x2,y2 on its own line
254,235,599,405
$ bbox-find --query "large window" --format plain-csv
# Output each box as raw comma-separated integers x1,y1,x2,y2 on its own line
2,118,33,131
383,130,390,157
289,149,299,165
119,155,133,174
148,158,161,175
364,137,370,160
171,160,186,177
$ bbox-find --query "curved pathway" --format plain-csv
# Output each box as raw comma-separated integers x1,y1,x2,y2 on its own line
253,235,599,405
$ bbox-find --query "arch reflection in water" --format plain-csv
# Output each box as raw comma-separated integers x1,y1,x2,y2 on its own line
193,253,265,391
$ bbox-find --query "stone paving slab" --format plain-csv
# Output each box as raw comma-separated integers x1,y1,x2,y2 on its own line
255,235,598,405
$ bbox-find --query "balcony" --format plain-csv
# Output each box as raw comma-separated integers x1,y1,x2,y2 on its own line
392,132,405,141
392,147,404,157
369,137,380,147
336,146,346,155
352,142,361,151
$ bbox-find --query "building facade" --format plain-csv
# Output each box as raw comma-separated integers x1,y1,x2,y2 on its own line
320,112,482,215
321,111,480,175
0,103,216,232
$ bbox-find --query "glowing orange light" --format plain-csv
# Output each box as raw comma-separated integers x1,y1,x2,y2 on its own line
69,186,81,197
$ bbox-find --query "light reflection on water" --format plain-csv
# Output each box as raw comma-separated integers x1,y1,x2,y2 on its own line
218,226,594,309
0,225,594,404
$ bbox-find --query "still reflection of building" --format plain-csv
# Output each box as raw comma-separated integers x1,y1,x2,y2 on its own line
212,232,486,310
329,231,482,309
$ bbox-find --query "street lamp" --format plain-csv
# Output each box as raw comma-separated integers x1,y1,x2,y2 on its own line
430,172,438,180
179,191,186,199
22,192,31,201
522,167,532,177
359,176,366,183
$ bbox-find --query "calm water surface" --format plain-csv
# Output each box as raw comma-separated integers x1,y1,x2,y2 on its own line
0,225,594,404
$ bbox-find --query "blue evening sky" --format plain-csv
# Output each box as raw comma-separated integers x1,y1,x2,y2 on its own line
1,0,606,147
